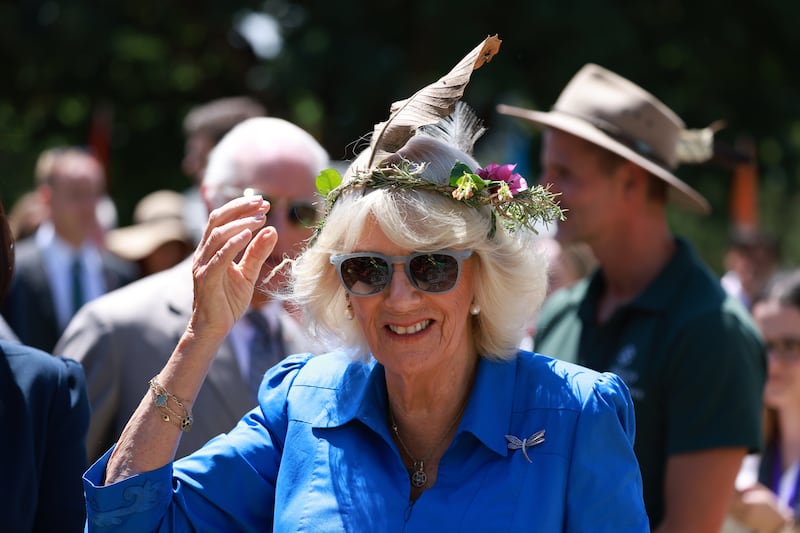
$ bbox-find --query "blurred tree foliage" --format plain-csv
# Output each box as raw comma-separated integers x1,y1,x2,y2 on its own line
1,0,799,272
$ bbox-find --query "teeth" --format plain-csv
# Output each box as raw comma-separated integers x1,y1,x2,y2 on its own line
388,320,430,335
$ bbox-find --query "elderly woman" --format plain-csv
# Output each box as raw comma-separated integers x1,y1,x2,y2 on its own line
84,38,647,530
84,115,647,531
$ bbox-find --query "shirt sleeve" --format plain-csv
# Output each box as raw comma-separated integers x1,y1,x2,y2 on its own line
83,353,313,532
663,310,765,454
565,372,650,533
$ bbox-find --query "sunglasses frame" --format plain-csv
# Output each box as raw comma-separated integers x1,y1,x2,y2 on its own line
329,249,473,296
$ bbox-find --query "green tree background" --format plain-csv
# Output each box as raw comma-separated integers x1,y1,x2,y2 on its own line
2,0,798,272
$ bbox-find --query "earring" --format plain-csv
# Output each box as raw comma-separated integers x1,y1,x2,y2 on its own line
469,302,481,316
345,302,354,320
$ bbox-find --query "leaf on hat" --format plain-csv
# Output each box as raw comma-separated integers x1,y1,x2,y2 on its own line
676,120,726,164
367,34,502,168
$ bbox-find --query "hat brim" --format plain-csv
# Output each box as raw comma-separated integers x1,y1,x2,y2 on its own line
106,220,191,261
496,104,711,215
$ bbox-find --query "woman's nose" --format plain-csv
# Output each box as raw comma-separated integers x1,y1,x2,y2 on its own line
384,263,420,306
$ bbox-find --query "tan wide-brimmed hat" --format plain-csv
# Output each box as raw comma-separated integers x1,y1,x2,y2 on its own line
106,190,191,261
497,63,711,214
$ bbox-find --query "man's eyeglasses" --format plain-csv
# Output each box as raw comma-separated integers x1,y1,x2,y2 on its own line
765,336,800,363
222,186,318,227
329,250,473,296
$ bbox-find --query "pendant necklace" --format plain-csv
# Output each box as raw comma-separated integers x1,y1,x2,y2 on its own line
389,398,468,489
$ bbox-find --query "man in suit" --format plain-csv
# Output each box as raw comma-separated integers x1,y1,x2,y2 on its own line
0,196,90,532
56,117,329,462
1,147,138,351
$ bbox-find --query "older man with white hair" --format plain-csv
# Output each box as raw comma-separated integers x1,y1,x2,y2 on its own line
57,118,329,462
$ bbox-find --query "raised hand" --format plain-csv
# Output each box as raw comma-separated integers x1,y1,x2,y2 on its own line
190,195,276,339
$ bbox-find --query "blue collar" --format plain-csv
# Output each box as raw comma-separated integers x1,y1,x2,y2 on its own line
303,352,517,459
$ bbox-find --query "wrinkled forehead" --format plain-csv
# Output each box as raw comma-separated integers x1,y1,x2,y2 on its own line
51,153,104,183
233,152,318,199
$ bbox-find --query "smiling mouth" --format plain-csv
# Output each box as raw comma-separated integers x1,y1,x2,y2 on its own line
387,320,431,335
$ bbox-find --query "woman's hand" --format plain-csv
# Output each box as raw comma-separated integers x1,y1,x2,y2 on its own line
729,483,794,533
190,195,276,339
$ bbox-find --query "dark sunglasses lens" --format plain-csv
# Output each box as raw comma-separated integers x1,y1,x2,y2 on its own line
289,204,317,227
408,253,460,292
340,256,390,295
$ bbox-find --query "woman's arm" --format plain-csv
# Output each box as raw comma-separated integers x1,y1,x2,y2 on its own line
566,372,650,533
104,195,274,484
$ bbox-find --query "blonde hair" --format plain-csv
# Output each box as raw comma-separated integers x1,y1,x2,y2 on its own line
286,135,550,361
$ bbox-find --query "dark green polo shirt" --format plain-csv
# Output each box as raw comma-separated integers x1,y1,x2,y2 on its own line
534,237,766,528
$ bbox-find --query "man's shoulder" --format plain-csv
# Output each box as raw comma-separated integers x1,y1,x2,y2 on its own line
60,262,192,341
99,249,140,284
515,351,629,408
9,237,41,272
2,339,84,383
536,279,588,332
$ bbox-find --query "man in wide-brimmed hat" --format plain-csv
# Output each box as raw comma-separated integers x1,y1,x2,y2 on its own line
499,64,766,532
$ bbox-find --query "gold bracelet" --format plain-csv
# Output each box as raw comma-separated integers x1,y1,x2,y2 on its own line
148,377,193,432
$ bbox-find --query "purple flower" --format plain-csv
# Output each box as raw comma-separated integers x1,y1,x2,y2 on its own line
478,163,528,195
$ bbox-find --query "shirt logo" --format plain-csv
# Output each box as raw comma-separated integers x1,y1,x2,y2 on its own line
610,344,644,400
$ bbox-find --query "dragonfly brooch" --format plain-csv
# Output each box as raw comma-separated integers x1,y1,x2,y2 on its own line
505,429,546,463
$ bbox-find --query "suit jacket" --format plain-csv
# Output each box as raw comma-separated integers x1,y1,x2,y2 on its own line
1,237,139,352
0,314,19,342
55,258,318,463
0,340,90,533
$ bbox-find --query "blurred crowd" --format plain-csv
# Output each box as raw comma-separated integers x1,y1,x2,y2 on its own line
2,62,798,533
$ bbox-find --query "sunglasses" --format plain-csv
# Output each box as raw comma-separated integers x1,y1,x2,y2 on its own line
223,186,318,227
330,250,473,296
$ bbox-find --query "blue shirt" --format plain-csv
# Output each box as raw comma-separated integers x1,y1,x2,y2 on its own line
84,351,648,532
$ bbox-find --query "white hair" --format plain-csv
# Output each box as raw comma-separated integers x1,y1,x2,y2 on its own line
287,135,550,360
202,117,329,209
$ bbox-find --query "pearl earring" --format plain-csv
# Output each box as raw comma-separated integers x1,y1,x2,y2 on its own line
469,302,481,316
345,302,354,320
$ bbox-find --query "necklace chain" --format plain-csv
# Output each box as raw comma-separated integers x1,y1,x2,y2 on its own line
389,398,468,489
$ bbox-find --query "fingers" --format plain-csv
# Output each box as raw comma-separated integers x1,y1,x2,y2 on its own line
195,196,270,265
239,226,278,285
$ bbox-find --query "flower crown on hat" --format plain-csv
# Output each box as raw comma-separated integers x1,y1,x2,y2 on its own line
315,157,562,239
313,34,563,240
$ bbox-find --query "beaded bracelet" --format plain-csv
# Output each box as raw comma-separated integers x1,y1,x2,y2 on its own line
148,377,193,432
